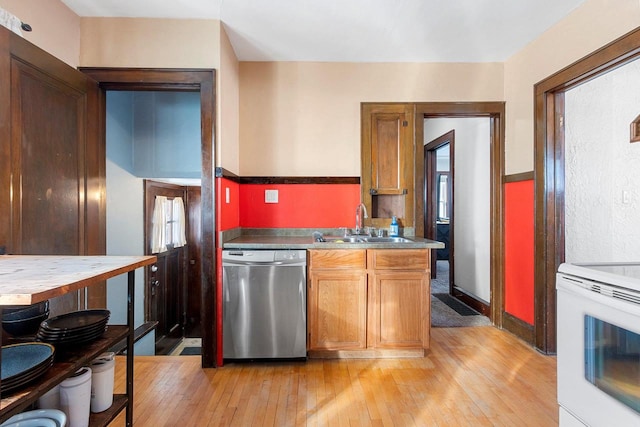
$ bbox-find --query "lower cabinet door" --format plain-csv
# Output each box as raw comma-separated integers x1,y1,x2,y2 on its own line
368,271,428,349
308,270,367,350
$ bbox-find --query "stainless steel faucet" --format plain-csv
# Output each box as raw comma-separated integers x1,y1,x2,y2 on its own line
355,203,368,235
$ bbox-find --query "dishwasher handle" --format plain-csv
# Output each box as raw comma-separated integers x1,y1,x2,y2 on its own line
223,260,297,266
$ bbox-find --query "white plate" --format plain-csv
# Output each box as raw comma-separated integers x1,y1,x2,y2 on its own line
0,409,66,427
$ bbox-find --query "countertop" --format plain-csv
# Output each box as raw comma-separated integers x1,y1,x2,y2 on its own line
0,255,156,305
222,235,445,250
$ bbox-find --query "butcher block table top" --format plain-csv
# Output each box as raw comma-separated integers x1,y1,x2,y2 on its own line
0,255,156,306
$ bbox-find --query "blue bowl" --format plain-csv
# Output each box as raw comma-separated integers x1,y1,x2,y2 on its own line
2,311,49,336
2,301,49,322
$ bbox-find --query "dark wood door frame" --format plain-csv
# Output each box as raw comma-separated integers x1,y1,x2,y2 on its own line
79,68,217,367
534,27,640,354
415,102,505,327
424,131,454,285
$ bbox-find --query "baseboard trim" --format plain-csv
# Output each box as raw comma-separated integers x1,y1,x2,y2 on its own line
451,288,490,316
502,312,534,345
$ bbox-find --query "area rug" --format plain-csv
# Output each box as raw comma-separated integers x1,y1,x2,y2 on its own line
433,293,478,316
431,296,492,328
180,346,201,356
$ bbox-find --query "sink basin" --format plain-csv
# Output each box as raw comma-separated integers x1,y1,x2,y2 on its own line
316,236,414,244
361,237,414,243
319,236,364,243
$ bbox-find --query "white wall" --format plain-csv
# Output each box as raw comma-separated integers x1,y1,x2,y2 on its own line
424,118,491,302
565,58,640,263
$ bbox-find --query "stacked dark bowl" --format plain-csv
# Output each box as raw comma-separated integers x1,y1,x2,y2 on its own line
2,300,50,337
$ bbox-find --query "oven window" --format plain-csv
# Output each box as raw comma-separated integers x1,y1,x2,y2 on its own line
585,315,640,413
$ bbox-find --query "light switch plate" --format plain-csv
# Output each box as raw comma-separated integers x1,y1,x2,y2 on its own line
265,189,279,203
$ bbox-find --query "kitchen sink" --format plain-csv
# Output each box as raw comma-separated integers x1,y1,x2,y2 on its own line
361,237,414,243
319,236,364,243
315,236,414,244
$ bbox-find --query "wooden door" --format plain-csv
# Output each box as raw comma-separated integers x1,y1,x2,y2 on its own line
144,180,187,354
0,27,103,315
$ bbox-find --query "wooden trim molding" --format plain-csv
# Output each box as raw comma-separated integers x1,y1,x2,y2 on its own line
502,312,535,345
215,167,360,185
631,114,640,143
80,67,217,368
503,171,534,183
534,27,640,354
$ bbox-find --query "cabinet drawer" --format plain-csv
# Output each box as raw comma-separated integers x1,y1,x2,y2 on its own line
309,249,366,269
368,249,429,270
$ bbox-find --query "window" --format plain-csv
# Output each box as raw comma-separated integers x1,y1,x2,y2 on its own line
151,196,186,253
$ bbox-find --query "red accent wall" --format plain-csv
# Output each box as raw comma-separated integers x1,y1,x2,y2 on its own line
239,184,360,228
504,180,534,325
217,177,240,231
214,178,360,365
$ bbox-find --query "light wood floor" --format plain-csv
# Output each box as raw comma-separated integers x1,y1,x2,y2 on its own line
109,326,558,426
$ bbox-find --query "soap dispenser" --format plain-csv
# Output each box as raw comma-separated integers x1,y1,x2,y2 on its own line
389,216,399,237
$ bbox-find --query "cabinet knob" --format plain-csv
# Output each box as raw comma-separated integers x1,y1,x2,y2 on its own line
370,189,378,195
150,265,158,272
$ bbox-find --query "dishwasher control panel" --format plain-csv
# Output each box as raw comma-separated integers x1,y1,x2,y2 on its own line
222,249,307,265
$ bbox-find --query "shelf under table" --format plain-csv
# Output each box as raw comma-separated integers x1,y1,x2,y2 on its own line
0,326,129,419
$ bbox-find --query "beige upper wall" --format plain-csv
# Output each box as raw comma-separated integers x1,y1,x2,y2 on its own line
79,18,220,68
239,62,504,176
0,0,79,67
503,0,640,174
4,0,639,177
79,17,241,174
219,25,240,174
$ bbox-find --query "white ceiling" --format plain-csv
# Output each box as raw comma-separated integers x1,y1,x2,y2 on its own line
60,0,586,62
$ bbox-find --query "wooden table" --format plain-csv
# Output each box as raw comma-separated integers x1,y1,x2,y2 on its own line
0,255,156,426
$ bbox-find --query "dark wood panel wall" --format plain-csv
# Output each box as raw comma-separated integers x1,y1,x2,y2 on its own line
0,26,104,313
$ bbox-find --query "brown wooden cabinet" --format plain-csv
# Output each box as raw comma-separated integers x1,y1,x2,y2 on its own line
307,248,430,358
361,103,414,229
307,250,367,350
367,250,430,350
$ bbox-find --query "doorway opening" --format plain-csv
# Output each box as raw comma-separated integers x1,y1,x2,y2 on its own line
105,89,203,356
534,28,640,354
80,67,217,367
414,102,505,327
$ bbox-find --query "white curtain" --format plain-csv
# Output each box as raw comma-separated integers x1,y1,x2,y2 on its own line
151,196,168,253
172,197,187,248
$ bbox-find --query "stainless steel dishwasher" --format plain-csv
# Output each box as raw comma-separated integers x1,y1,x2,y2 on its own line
222,249,307,359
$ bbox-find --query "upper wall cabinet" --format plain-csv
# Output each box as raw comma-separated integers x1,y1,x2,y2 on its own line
361,103,414,229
